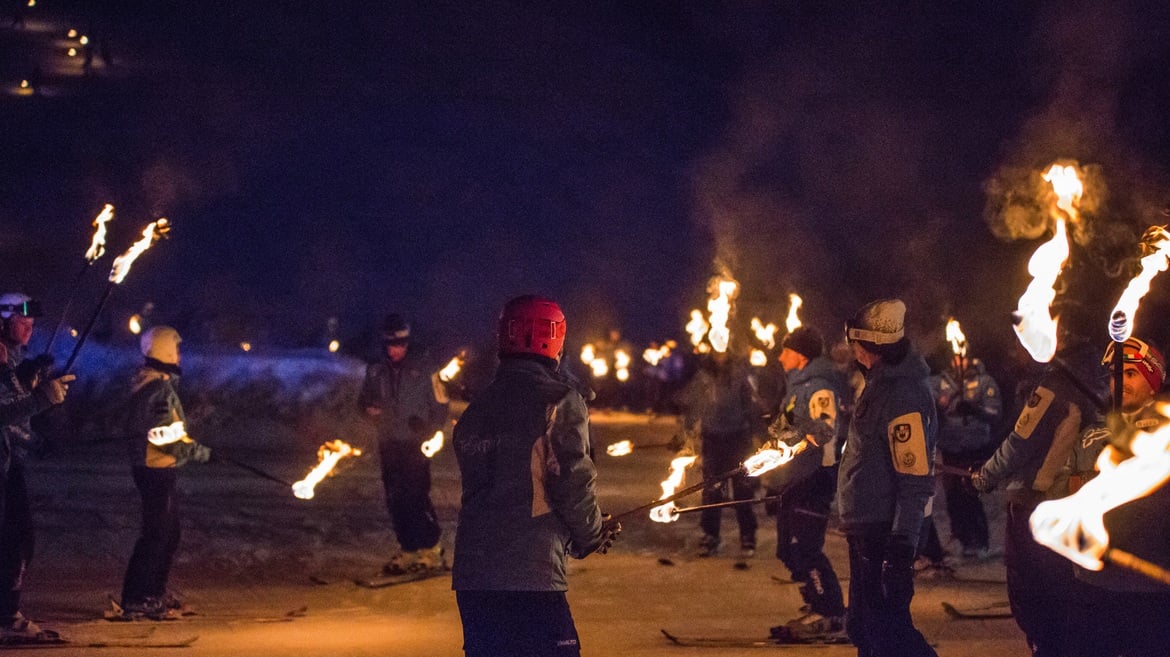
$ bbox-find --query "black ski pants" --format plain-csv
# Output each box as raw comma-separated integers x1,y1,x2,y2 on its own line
457,590,580,657
122,466,180,605
0,460,34,618
1004,499,1075,657
845,523,937,657
775,466,844,616
378,440,441,552
699,430,757,545
940,449,989,551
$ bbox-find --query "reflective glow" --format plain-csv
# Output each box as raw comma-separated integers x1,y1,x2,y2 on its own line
109,219,169,284
292,440,363,500
1109,227,1170,343
84,204,114,263
946,317,967,358
606,440,633,457
1031,404,1170,570
786,293,803,333
649,455,698,523
128,313,142,335
421,430,444,458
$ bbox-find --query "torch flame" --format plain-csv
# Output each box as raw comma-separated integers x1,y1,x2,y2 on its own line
438,356,463,382
1108,227,1170,343
606,440,633,457
128,313,142,335
615,349,630,382
742,440,809,477
1043,164,1085,220
946,317,967,358
643,343,671,366
686,309,709,350
292,440,363,500
1012,221,1070,363
786,293,803,333
1030,405,1170,570
649,454,698,523
751,317,778,350
109,219,170,284
706,277,738,353
421,430,444,458
84,204,114,263
750,349,768,367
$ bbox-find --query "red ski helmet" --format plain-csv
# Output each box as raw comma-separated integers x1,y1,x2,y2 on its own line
498,295,566,360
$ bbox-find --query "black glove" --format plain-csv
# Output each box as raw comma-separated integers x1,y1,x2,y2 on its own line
881,536,917,605
16,354,55,388
970,469,993,494
191,443,212,463
595,514,622,554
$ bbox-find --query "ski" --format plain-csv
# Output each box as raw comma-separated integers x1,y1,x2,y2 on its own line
104,595,307,623
661,629,849,648
940,602,1013,620
0,635,199,649
355,567,451,589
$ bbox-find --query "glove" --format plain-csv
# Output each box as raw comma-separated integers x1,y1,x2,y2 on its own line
191,443,212,463
881,536,917,605
407,415,427,436
35,373,75,406
970,469,993,494
595,514,622,554
16,354,55,388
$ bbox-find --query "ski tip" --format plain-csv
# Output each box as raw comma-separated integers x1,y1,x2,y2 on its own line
941,602,959,617
660,629,682,644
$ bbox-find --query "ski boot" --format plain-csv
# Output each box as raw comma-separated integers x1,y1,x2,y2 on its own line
770,612,847,643
739,539,756,559
412,545,447,573
112,597,182,621
697,534,721,557
381,550,420,576
163,589,195,616
0,611,63,646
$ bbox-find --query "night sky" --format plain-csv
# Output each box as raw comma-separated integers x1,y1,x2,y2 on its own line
2,1,1170,366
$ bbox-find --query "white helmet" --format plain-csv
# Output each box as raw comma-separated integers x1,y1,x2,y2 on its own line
0,292,42,319
141,325,182,365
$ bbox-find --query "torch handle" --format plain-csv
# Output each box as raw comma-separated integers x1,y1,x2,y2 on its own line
44,260,92,355
1105,548,1170,587
611,465,745,521
62,281,115,374
935,463,975,478
1111,339,1124,416
1051,358,1109,415
214,452,294,487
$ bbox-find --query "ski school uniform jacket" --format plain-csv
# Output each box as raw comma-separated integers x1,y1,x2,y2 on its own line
452,357,604,592
122,366,204,469
358,357,447,445
930,361,1003,454
763,356,845,493
837,348,937,544
979,343,1107,504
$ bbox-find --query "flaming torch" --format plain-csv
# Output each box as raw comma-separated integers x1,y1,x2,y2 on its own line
685,310,710,354
45,204,114,353
648,455,698,523
643,342,672,366
785,293,803,333
1011,164,1082,362
292,440,363,500
64,219,170,372
606,440,634,457
946,317,968,380
438,356,463,383
1030,409,1170,585
706,277,738,353
1107,227,1170,412
750,317,778,368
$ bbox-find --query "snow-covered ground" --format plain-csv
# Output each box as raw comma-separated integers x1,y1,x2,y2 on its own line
20,411,1026,656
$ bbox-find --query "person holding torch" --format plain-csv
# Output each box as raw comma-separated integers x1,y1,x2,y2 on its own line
838,298,938,657
452,295,619,657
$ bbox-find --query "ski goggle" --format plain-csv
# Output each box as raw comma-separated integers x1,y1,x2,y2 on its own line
844,321,904,345
0,299,42,318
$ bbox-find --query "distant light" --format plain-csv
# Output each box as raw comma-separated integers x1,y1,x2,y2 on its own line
67,47,77,57
79,35,89,45
69,328,78,338
67,29,77,38
328,339,340,353
20,80,29,89
128,314,142,335
240,342,252,352
27,0,36,8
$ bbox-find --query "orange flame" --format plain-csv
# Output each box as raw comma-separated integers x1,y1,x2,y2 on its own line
742,439,808,477
643,343,672,366
292,440,363,500
649,454,698,523
421,430,444,458
785,293,803,333
685,309,710,351
946,317,967,358
1108,227,1170,343
1030,405,1170,570
84,204,114,263
438,356,463,382
706,277,738,353
749,349,768,367
615,349,631,382
751,317,778,350
606,440,633,457
109,219,170,284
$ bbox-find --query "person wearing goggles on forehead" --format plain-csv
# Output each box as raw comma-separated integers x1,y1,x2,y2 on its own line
0,292,75,644
836,298,938,657
1062,336,1170,657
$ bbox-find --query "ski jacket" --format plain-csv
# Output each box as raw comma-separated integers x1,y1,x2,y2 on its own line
0,346,52,474
929,360,1003,453
452,357,604,591
122,365,206,469
782,355,846,467
978,343,1106,503
359,356,447,445
679,359,756,436
837,347,937,544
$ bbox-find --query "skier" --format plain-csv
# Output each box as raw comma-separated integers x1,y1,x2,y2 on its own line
359,314,448,575
838,298,938,657
0,292,74,643
678,348,760,558
116,326,211,620
971,303,1106,657
765,326,848,643
452,295,620,657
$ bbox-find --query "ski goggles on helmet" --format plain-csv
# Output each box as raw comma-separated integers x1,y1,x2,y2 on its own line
0,299,42,318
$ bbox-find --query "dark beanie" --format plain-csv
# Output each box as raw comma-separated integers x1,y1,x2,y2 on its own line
783,326,824,360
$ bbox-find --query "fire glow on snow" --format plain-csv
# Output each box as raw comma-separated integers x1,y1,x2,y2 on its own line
292,440,362,500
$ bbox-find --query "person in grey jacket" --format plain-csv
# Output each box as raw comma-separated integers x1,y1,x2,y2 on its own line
838,299,938,657
359,314,449,575
453,295,619,657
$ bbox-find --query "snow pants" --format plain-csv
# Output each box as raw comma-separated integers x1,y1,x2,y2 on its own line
844,524,937,657
0,460,34,618
1004,499,1074,657
940,449,988,551
457,590,580,657
699,430,757,546
122,466,180,605
378,440,440,552
775,466,844,616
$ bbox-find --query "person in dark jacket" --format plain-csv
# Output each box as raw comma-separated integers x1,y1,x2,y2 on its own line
838,298,938,657
116,326,211,620
766,326,847,642
452,295,620,657
359,314,449,575
0,292,73,642
972,310,1106,657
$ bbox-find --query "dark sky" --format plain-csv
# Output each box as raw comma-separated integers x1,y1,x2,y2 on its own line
2,0,1170,363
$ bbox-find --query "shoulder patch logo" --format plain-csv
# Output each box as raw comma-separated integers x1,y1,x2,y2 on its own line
887,412,929,476
901,452,916,468
1014,386,1056,440
893,423,911,443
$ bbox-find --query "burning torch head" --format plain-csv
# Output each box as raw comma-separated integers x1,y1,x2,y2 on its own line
845,298,907,364
1103,337,1166,404
498,295,566,362
0,292,42,347
141,325,182,365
